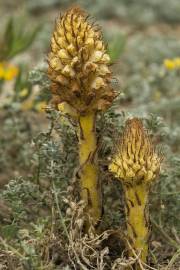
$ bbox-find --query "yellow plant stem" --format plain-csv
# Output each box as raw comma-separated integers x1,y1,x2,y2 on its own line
78,112,102,231
124,183,149,268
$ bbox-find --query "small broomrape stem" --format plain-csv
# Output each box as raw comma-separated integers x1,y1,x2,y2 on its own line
78,113,102,229
109,118,162,268
124,183,149,263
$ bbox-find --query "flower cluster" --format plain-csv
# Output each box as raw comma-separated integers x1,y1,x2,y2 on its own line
109,118,162,185
48,8,116,114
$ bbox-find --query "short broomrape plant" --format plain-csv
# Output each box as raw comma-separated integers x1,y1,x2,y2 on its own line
47,7,116,231
109,118,162,268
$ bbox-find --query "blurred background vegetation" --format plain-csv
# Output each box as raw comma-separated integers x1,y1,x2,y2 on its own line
0,0,179,269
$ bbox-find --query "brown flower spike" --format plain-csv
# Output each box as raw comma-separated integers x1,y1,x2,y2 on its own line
48,8,115,114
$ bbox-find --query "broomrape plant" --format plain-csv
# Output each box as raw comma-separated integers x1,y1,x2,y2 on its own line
109,118,162,268
47,7,116,231
1,3,180,269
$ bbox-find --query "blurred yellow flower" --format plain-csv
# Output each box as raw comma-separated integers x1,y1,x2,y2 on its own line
35,101,47,112
0,62,19,80
19,88,29,98
163,59,175,70
164,57,180,70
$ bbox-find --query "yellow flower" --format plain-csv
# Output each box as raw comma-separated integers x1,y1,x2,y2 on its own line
163,57,180,70
0,62,19,80
163,59,176,70
4,67,19,80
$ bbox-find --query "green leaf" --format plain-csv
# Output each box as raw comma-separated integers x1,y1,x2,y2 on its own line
1,224,19,240
7,24,42,59
13,66,32,102
108,34,126,62
0,18,14,60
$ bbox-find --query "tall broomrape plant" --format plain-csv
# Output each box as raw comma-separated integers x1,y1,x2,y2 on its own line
109,118,162,268
48,8,115,230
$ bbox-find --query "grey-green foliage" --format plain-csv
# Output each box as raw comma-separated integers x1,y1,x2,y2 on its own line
118,33,180,160
0,178,44,222
0,108,33,177
24,0,180,24
153,155,180,228
31,110,78,187
28,63,51,103
144,116,180,235
80,0,180,24
28,65,78,186
119,34,180,110
0,178,54,269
